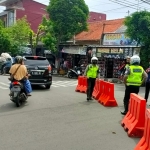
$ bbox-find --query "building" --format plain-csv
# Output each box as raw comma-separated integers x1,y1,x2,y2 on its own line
88,11,106,22
0,0,48,33
61,18,140,77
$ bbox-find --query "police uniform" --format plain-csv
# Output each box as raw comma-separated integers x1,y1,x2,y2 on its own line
84,64,99,101
122,65,145,115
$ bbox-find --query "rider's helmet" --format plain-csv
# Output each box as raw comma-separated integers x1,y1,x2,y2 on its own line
91,56,98,64
130,55,140,65
14,56,24,64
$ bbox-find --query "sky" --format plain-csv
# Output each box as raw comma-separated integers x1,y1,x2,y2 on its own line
0,0,150,20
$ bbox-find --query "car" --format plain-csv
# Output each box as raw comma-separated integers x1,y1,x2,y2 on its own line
24,56,52,89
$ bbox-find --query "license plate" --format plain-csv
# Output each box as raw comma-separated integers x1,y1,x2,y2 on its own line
77,70,80,74
32,71,40,75
11,87,21,92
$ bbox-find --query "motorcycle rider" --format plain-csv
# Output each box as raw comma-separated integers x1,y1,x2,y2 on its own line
84,56,99,101
1,58,12,74
9,56,32,96
121,55,147,115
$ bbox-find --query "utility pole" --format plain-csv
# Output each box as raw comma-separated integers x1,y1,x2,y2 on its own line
127,10,130,16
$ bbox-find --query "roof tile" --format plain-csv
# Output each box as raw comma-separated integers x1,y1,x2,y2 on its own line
75,18,125,41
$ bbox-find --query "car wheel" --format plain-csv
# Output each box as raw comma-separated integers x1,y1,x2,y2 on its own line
45,84,51,89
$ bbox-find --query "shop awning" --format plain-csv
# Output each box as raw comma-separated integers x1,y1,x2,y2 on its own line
62,46,86,55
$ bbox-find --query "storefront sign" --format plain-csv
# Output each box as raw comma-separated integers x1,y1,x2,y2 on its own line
97,48,110,53
111,48,120,53
103,33,137,46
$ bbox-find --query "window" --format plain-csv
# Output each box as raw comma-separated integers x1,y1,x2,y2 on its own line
8,11,14,26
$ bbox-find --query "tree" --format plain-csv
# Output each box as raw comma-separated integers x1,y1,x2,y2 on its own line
124,11,150,69
41,17,57,52
28,16,57,55
0,20,12,53
6,16,32,53
47,0,89,48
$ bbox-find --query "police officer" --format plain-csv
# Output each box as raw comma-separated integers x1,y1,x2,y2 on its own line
121,55,147,115
84,57,99,101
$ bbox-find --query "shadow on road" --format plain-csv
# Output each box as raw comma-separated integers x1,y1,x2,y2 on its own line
0,102,28,114
31,85,50,92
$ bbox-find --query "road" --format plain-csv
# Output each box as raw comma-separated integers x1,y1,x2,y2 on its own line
0,75,149,150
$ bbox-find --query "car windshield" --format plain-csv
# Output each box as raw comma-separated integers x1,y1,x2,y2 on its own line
24,57,49,66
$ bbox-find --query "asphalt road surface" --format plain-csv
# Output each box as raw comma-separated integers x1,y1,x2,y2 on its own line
0,75,149,150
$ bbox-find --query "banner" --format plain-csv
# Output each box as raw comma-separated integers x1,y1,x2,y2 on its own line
103,33,137,46
62,46,86,55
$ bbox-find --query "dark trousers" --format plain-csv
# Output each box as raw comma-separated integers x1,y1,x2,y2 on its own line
123,85,140,112
145,82,150,102
87,78,96,98
1,64,5,73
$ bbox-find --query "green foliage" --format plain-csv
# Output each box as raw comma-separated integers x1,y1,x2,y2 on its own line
47,0,89,43
124,11,150,69
0,17,33,55
0,20,12,53
41,17,57,52
7,16,31,46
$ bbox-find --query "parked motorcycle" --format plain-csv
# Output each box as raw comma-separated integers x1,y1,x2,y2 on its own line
67,66,82,78
10,81,28,107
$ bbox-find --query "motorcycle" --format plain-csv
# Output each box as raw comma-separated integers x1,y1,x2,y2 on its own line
0,66,11,75
67,66,82,78
10,81,28,107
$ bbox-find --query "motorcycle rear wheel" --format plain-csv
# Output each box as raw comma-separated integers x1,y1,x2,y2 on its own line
15,96,21,107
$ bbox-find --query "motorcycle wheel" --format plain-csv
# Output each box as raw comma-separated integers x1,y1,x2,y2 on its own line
15,96,21,107
68,72,73,78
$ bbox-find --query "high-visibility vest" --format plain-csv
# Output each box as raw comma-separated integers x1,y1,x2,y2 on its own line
87,64,99,78
127,65,144,86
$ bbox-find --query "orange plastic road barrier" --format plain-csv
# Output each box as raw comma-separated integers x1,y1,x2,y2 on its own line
134,109,150,150
75,76,84,92
121,93,146,138
80,77,87,93
98,81,118,107
92,79,101,100
98,80,108,103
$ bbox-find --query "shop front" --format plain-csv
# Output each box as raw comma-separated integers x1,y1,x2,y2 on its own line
58,45,88,74
95,33,140,78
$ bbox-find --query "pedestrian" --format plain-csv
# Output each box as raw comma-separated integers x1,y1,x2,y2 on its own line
121,55,147,115
122,56,131,75
144,64,150,103
84,56,100,101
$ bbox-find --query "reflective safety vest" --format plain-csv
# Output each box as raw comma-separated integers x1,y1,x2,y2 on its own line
127,65,144,86
87,64,99,78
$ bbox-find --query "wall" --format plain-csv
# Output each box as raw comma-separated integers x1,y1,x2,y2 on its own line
88,12,106,22
16,0,48,33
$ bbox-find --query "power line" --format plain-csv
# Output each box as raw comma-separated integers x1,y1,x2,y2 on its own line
110,0,150,10
141,0,150,5
109,0,145,10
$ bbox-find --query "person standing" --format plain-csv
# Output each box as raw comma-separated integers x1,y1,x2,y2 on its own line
122,56,131,75
121,55,147,115
84,57,99,101
144,65,150,102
